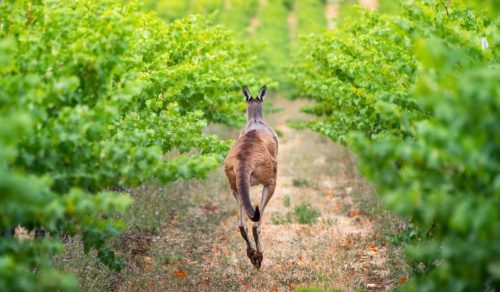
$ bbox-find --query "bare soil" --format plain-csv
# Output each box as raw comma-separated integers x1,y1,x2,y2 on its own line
359,0,379,10
287,11,297,42
325,2,340,30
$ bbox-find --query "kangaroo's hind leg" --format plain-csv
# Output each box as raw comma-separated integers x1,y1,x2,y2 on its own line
232,189,257,264
251,179,276,269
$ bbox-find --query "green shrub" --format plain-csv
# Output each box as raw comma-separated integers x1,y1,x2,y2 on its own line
219,0,258,35
271,212,289,225
142,0,189,22
296,0,326,36
0,0,267,290
189,0,224,17
292,178,309,187
291,6,421,143
291,0,500,290
255,0,291,86
284,195,291,208
294,202,321,225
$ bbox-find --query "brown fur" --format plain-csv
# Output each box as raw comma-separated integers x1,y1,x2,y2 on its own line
224,129,278,204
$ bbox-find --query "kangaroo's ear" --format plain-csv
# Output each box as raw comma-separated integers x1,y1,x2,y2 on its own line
257,85,267,101
242,86,252,101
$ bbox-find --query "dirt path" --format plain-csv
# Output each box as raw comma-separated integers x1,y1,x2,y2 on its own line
325,0,379,30
325,2,339,30
113,97,405,291
360,0,379,10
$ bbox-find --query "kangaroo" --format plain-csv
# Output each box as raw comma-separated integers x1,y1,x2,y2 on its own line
224,85,278,269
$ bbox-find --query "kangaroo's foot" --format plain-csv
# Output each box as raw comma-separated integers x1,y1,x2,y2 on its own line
246,246,262,269
251,225,263,269
252,251,263,269
246,246,256,261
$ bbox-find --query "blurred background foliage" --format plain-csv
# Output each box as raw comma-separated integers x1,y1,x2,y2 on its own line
291,0,500,290
1,0,499,291
0,0,268,290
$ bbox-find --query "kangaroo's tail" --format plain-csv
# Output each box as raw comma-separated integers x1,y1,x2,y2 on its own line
236,165,260,222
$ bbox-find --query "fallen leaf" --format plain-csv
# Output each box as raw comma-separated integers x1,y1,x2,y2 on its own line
380,241,387,247
213,244,219,253
174,269,187,278
323,188,335,198
273,288,278,292
143,256,153,264
366,245,378,252
341,237,354,249
333,201,342,212
202,202,219,213
399,276,407,284
348,210,364,217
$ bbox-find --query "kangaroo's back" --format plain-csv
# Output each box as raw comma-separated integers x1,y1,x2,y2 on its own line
224,129,277,189
226,129,277,164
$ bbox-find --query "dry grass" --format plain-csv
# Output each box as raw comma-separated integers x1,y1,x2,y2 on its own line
53,97,408,291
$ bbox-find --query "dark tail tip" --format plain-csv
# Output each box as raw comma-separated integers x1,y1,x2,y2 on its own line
250,205,260,222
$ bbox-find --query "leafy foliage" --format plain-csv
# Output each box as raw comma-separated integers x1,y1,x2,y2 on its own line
0,0,267,290
254,0,292,85
294,202,321,225
291,0,500,290
296,0,326,36
291,7,421,143
141,0,190,22
219,0,258,35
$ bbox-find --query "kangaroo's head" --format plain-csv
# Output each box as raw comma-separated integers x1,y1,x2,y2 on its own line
242,85,267,122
